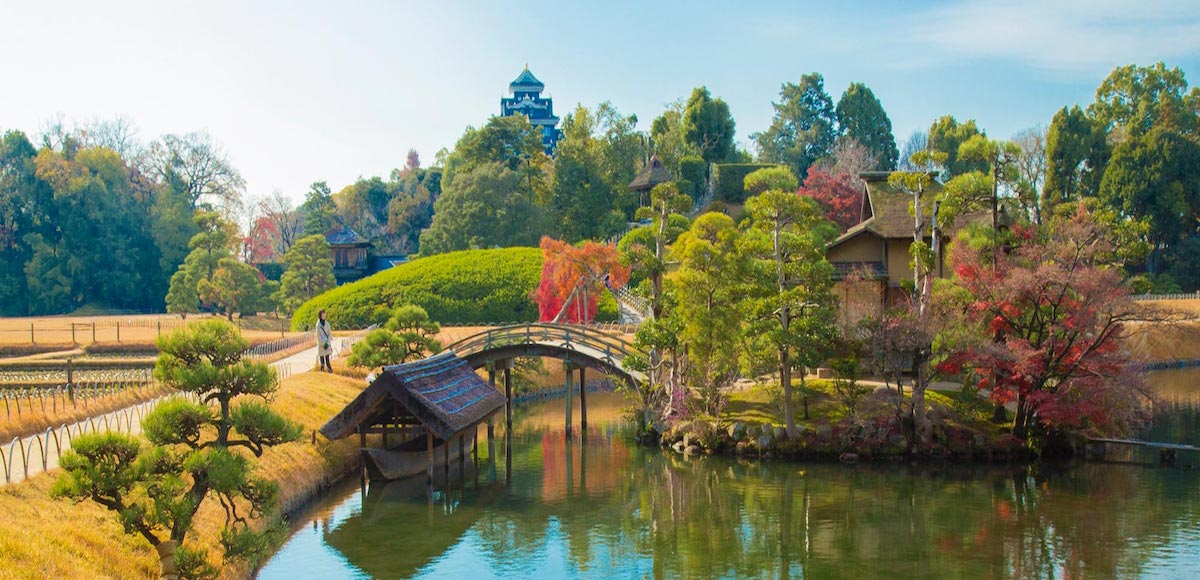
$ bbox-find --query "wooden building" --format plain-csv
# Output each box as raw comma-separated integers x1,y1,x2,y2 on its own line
320,352,506,482
628,154,673,207
826,171,995,322
325,225,408,285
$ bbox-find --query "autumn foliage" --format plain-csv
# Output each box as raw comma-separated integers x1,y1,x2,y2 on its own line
796,167,863,232
535,237,629,324
942,207,1149,438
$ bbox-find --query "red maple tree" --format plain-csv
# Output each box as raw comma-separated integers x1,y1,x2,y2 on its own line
535,237,630,324
942,207,1150,439
796,167,863,232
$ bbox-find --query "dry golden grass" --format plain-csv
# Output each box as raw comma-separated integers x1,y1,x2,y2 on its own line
0,370,368,579
0,475,160,579
0,383,170,442
0,314,295,350
1123,320,1200,364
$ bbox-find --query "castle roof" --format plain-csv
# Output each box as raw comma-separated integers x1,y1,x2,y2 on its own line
509,66,545,92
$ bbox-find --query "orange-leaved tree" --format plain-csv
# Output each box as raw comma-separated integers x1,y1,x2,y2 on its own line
534,236,629,324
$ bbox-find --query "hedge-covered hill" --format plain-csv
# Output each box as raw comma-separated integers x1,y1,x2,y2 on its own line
292,247,617,330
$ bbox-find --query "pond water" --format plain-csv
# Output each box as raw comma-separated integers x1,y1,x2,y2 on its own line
259,374,1200,579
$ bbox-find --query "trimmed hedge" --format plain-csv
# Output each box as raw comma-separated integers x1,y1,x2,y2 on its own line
712,163,781,203
679,156,708,201
292,247,618,330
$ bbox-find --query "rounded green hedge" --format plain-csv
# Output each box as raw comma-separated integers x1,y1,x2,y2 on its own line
292,247,618,330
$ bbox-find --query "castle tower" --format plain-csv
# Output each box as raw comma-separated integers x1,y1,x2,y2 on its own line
500,66,562,153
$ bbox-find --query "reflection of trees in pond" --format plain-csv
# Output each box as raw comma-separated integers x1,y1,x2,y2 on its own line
320,421,1200,578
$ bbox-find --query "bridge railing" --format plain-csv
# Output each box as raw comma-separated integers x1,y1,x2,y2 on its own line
445,323,643,370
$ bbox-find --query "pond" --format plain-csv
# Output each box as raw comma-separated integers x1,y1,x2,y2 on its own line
259,374,1200,579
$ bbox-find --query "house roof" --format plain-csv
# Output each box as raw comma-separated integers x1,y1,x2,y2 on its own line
509,67,545,92
629,155,673,192
325,225,371,246
320,352,505,442
830,171,992,249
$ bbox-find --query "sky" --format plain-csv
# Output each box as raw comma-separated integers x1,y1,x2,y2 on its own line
2,0,1198,205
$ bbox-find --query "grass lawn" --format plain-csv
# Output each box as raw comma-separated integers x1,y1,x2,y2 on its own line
0,370,368,579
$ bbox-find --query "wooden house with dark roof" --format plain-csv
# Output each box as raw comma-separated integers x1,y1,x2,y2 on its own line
320,351,505,481
827,171,995,315
325,225,409,285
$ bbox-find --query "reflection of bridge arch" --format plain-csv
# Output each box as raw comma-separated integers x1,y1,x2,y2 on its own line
446,323,645,387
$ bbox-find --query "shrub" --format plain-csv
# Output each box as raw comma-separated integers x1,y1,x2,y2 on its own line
293,247,619,330
679,156,708,200
711,163,781,203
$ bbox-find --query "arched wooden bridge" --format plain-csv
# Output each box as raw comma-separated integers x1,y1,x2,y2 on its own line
446,323,645,386
445,323,646,433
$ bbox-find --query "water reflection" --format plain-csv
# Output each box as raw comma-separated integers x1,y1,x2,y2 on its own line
260,390,1200,579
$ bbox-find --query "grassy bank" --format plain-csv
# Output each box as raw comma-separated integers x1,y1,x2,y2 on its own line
0,371,367,579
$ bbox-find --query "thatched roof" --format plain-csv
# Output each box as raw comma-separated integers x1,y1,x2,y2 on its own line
831,172,991,248
629,155,673,192
320,352,505,442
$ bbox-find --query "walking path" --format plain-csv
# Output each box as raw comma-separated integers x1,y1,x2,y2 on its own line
2,337,348,486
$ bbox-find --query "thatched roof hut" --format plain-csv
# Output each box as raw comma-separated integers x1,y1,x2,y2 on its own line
629,155,673,192
320,351,505,443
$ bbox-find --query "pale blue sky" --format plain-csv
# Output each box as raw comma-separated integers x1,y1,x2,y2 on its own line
2,0,1197,205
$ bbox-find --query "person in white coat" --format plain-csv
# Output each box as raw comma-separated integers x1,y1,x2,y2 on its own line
316,309,333,372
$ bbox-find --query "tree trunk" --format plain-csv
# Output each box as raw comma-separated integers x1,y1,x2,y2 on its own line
1012,394,1029,439
781,347,794,432
156,540,179,580
799,371,809,422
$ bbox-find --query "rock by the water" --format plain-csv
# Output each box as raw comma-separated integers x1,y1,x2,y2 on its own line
735,441,750,455
685,445,701,456
839,452,860,464
757,435,773,449
816,424,833,441
672,441,686,454
730,422,746,441
773,426,787,440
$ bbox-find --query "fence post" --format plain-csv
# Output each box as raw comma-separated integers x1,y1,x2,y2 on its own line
157,320,162,337
116,321,120,343
67,359,75,403
91,323,96,344
30,323,34,345
71,324,76,344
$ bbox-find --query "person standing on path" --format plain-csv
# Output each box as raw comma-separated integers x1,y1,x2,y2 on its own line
316,309,333,372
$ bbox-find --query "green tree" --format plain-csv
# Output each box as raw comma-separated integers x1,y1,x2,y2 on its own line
53,320,302,577
671,212,747,416
928,116,985,176
753,73,839,179
385,168,436,254
650,100,700,178
419,162,545,255
348,305,443,370
682,86,736,164
623,182,692,318
1089,62,1199,139
197,258,264,320
1099,124,1200,273
277,234,336,315
551,105,624,241
442,114,550,197
742,167,838,429
835,83,899,170
300,181,337,237
0,130,48,315
1044,105,1109,213
165,270,199,318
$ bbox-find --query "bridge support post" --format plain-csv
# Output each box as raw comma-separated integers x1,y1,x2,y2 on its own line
504,364,513,429
564,360,573,437
579,366,587,432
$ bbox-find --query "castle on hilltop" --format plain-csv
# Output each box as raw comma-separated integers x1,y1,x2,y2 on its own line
500,66,562,153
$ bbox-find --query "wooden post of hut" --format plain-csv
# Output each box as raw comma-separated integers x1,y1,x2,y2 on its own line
426,429,434,487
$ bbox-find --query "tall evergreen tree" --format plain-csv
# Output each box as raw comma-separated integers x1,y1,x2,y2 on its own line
835,83,899,170
1044,105,1109,213
682,86,736,164
753,73,838,179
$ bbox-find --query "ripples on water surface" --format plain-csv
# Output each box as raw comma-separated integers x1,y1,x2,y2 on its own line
260,377,1200,579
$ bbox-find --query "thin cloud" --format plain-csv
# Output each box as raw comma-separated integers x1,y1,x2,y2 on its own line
906,0,1200,73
